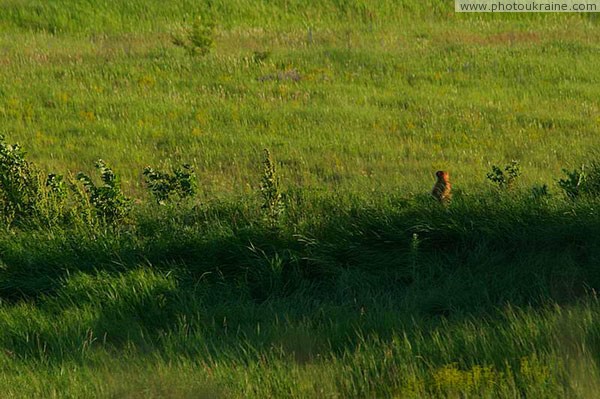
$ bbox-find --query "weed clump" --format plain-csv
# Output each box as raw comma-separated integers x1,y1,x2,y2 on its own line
76,160,131,224
143,164,196,205
487,160,521,189
558,163,600,200
171,16,215,56
0,136,73,227
0,136,40,225
260,148,284,227
558,166,585,200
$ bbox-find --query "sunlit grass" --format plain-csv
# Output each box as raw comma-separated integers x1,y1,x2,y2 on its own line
1,7,599,198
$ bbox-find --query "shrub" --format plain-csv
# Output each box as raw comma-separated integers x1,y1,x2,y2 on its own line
486,160,521,189
143,164,197,205
0,136,41,225
76,160,131,224
558,162,600,200
583,161,600,195
558,165,585,200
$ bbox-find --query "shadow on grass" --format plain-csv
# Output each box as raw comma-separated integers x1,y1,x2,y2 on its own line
1,192,600,363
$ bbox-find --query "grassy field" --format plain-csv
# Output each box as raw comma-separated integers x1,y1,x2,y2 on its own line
2,1,600,397
2,1,600,197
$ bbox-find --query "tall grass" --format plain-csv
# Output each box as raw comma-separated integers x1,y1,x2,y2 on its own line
0,177,598,396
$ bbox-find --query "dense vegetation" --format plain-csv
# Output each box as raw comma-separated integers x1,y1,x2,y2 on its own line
1,1,600,397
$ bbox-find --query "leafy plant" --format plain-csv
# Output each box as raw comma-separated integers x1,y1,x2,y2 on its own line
76,160,131,224
486,160,521,189
0,136,41,225
143,164,197,205
46,173,66,198
171,16,215,56
558,166,585,200
583,161,600,196
558,162,600,200
260,148,284,226
34,172,72,226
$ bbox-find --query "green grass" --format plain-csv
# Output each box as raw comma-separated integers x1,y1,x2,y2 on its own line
2,1,600,397
0,190,599,397
4,296,600,398
1,3,600,197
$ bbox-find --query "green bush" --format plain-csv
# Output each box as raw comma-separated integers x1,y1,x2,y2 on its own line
76,160,131,224
558,165,585,200
0,136,42,226
487,160,521,189
143,164,197,205
558,162,600,200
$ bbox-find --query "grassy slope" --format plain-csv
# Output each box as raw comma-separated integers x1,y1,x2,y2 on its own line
1,3,600,197
1,1,600,397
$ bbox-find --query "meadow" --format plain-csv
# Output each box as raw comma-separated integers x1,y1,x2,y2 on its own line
1,1,600,397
